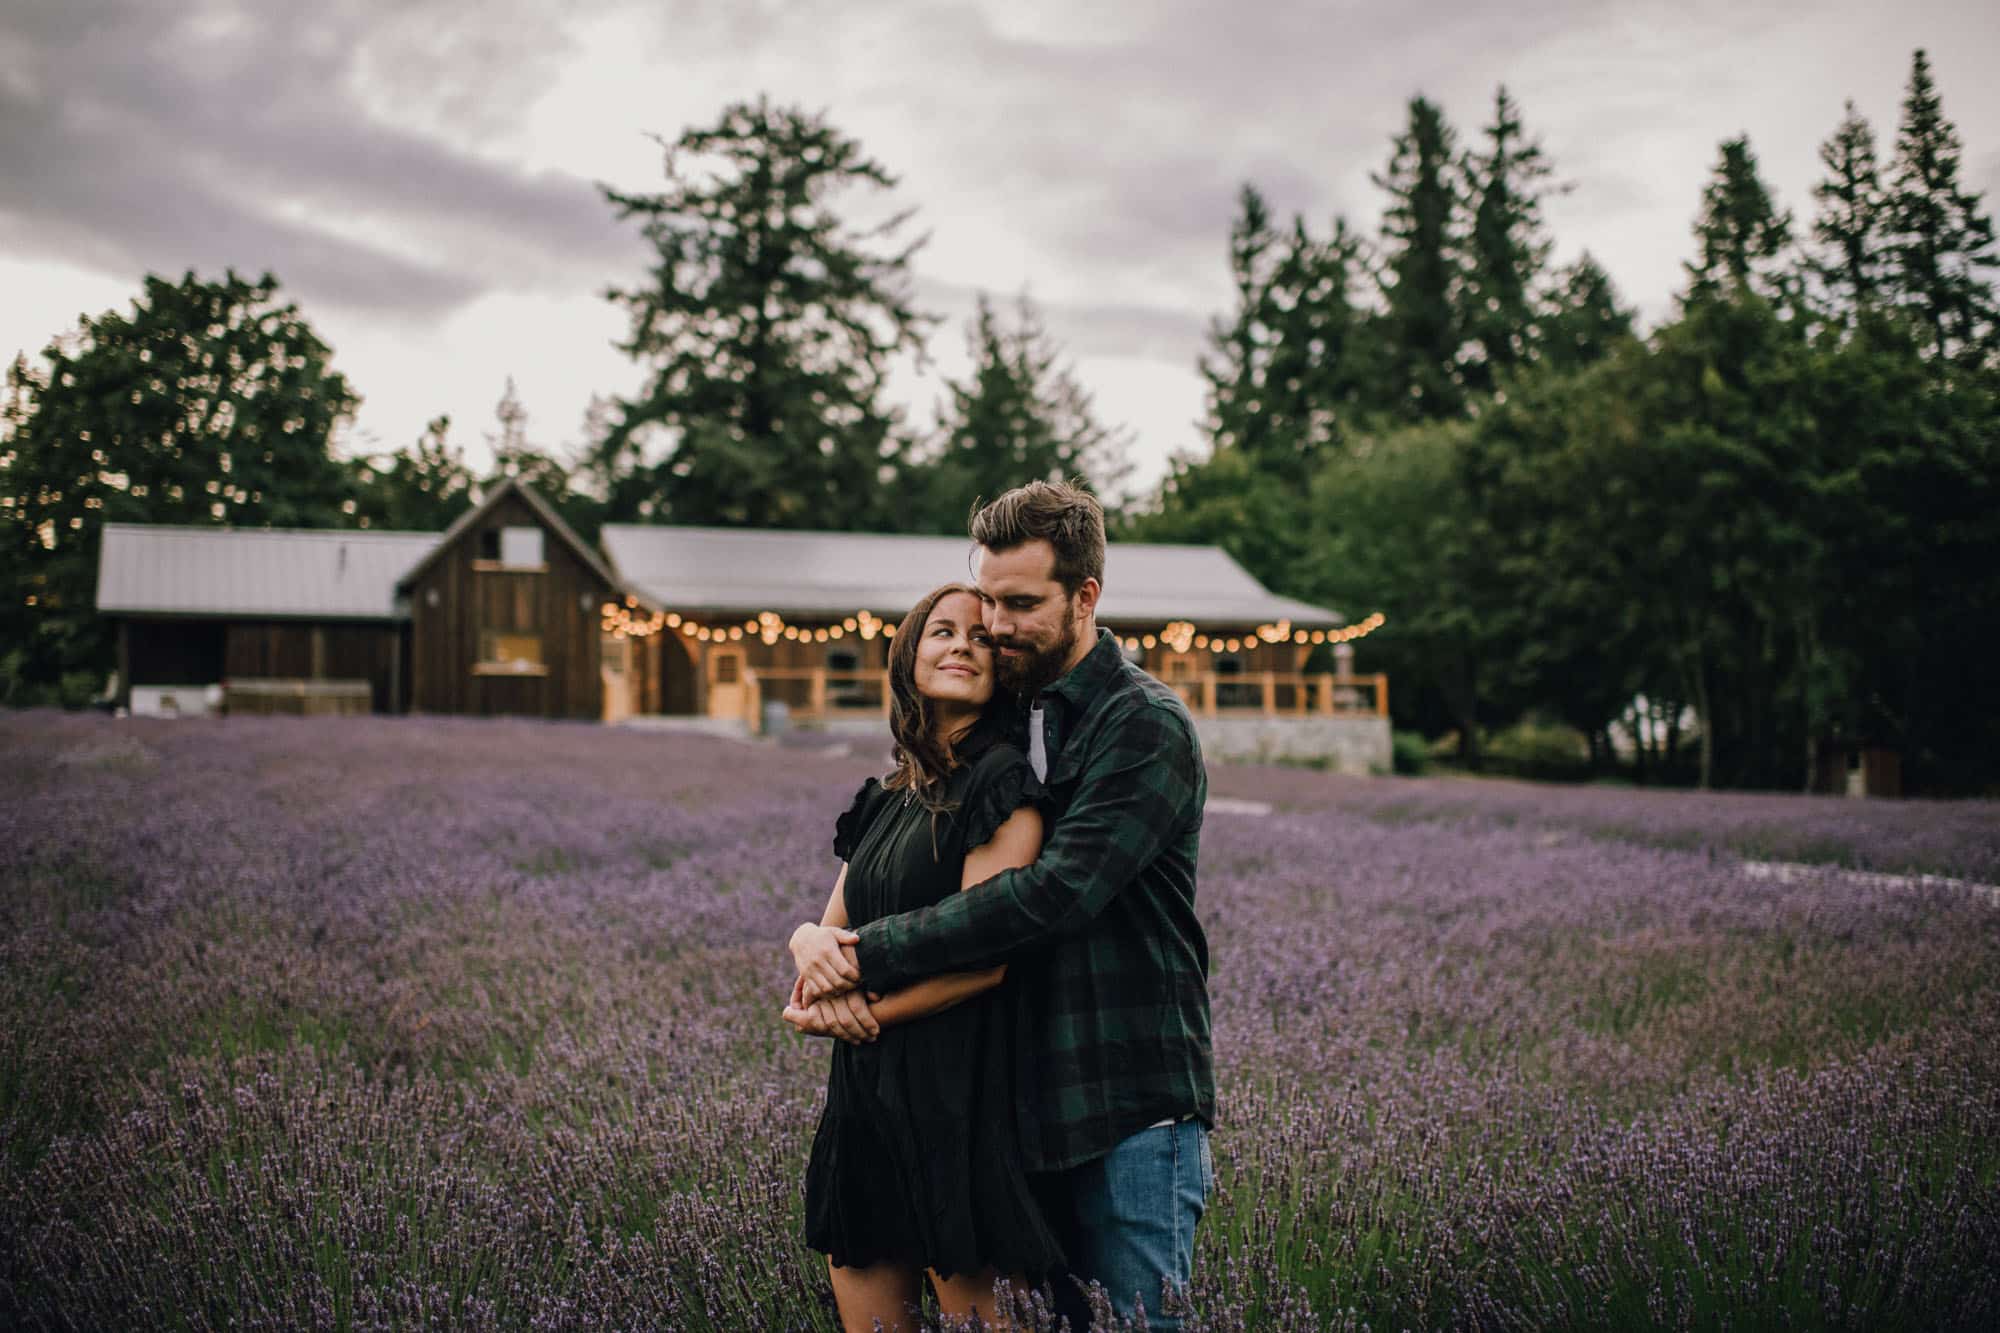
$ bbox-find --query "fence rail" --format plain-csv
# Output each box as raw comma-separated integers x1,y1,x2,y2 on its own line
735,667,1386,725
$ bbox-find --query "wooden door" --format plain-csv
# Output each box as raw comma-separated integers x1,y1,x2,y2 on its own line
706,647,748,721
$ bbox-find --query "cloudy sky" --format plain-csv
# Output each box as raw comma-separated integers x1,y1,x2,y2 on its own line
4,0,1996,500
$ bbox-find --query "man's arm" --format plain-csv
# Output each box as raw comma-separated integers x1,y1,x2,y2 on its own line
853,699,1200,992
785,805,1043,1038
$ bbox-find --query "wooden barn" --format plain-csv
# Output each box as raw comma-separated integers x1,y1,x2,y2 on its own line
97,476,643,722
95,477,1388,764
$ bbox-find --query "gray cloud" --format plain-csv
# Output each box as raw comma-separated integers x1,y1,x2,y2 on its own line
0,0,641,319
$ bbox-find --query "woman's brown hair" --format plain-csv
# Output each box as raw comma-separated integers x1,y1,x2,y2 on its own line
882,582,1000,815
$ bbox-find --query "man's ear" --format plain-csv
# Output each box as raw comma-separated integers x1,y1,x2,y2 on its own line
1072,577,1102,620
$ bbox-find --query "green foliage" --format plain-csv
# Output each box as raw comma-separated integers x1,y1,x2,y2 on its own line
1390,729,1431,776
910,292,1133,531
1,269,362,691
1375,96,1467,420
1882,49,1999,367
1806,100,1887,318
351,414,476,532
1684,136,1796,307
1460,86,1558,394
593,96,933,530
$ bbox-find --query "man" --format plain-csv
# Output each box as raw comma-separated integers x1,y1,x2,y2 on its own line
813,480,1216,1329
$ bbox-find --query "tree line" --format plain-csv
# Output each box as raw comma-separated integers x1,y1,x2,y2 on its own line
4,56,1995,793
1138,51,1997,796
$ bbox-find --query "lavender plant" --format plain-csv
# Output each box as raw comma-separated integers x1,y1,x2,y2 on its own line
2,710,1994,1330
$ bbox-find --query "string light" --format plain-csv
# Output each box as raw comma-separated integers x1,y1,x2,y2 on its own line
600,604,1385,653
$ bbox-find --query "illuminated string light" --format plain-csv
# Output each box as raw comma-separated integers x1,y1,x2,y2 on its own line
599,605,1386,654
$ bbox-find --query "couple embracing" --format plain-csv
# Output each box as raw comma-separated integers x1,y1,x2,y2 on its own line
782,480,1215,1332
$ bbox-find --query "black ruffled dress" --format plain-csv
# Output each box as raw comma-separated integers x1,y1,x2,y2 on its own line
802,724,1064,1280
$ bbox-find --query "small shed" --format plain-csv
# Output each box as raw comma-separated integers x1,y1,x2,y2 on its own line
95,521,441,715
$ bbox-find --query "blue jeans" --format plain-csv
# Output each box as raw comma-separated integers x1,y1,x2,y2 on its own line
1040,1120,1213,1331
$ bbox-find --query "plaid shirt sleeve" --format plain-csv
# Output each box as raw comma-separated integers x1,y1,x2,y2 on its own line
853,695,1200,990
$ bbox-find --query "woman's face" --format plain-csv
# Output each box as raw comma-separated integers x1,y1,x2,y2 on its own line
912,590,995,710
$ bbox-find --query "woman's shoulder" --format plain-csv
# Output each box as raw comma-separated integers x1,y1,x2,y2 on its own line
833,775,890,861
954,742,1049,851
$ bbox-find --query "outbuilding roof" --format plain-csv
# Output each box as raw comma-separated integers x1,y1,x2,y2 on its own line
96,523,442,620
599,524,1343,628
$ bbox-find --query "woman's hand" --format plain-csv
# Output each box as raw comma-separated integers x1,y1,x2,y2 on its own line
790,921,861,1000
782,976,881,1044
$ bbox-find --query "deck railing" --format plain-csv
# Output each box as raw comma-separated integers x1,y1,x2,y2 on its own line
737,668,1385,725
743,669,890,725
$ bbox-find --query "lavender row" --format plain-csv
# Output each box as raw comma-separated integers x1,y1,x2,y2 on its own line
3,711,1995,1329
1208,762,2000,884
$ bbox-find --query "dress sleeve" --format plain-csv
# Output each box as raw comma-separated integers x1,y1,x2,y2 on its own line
957,747,1052,855
833,778,880,861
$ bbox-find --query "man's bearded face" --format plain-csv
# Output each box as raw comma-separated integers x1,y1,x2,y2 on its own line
975,540,1082,698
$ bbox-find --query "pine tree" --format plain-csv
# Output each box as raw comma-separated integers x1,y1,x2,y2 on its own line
1460,86,1559,393
595,97,933,529
1256,215,1383,474
1374,96,1466,419
1540,254,1634,370
918,292,1133,529
1805,101,1886,319
1685,136,1795,305
1883,49,1999,366
1199,184,1281,461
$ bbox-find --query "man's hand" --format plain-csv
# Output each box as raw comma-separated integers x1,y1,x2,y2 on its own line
791,922,861,999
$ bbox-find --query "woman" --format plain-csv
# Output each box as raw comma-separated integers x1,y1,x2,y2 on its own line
783,583,1061,1333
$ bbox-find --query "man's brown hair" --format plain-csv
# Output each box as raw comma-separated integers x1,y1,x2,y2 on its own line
968,479,1105,595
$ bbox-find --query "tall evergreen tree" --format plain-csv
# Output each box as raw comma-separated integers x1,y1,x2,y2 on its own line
1199,184,1282,461
1373,96,1466,419
1255,215,1385,477
1460,86,1558,393
1883,49,1999,367
1540,254,1634,370
594,97,933,529
1,269,361,689
1685,136,1795,305
1805,101,1887,319
917,292,1133,530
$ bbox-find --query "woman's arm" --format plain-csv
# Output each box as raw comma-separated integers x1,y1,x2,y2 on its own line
791,865,862,999
787,865,880,1042
844,804,1044,1030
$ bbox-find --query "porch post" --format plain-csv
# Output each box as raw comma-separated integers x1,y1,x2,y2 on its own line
1199,676,1216,717
1261,671,1276,715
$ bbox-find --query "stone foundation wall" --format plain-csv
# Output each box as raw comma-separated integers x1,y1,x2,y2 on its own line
1192,715,1392,775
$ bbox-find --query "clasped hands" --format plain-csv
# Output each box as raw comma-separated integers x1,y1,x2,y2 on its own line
783,922,878,1044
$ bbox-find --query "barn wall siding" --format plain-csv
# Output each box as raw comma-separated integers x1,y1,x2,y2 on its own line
406,491,611,720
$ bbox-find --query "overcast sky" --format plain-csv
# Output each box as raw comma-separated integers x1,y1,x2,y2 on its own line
4,0,1996,502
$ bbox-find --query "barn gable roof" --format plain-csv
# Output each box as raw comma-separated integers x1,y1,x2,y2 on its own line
393,474,627,596
95,523,442,620
598,524,1344,628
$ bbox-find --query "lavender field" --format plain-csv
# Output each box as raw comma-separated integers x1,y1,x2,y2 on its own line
3,710,1997,1331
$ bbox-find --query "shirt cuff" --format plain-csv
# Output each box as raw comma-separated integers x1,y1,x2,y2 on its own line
852,920,897,991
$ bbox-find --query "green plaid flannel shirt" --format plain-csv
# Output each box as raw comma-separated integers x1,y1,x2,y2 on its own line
853,628,1215,1171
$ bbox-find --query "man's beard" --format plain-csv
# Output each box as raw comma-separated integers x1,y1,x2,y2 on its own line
994,602,1079,699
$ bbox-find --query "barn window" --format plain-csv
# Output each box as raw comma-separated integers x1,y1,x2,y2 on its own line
479,630,543,670
478,526,544,567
